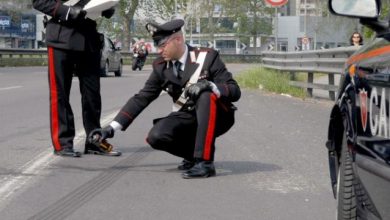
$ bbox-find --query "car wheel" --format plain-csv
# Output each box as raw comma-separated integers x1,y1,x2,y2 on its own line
336,129,357,220
115,61,122,77
101,61,109,77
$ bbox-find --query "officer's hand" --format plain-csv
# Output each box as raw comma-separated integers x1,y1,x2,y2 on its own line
185,80,212,101
101,7,115,18
88,126,115,144
67,6,86,21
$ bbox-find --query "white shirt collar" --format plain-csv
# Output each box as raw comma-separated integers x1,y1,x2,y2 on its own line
175,45,188,71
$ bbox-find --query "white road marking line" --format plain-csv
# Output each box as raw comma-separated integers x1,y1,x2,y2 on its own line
0,86,22,91
0,111,118,208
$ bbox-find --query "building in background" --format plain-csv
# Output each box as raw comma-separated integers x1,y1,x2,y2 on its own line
0,10,37,48
0,2,38,49
274,0,353,51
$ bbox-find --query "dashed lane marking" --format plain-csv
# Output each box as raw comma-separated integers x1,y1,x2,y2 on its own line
0,86,22,91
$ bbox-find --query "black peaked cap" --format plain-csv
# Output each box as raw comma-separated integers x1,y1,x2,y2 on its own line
145,19,184,46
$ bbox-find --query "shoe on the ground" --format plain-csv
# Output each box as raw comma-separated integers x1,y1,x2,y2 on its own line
54,148,82,158
182,161,216,179
84,140,121,156
177,159,195,170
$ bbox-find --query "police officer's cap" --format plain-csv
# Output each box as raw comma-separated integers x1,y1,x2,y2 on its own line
146,19,184,46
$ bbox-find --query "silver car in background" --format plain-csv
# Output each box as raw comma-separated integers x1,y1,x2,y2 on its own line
100,35,123,77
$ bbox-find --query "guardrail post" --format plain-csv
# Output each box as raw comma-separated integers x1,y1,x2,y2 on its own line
328,73,335,100
290,71,296,81
307,72,313,97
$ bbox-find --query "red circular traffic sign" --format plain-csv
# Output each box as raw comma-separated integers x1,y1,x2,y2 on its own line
265,0,288,7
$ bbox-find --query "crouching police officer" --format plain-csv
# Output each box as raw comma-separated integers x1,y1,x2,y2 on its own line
89,19,241,178
32,0,120,157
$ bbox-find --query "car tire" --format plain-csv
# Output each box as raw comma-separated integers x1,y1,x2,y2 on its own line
336,129,357,220
101,61,109,77
115,61,122,77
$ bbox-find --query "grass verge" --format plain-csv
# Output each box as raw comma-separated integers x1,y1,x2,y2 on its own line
235,66,307,99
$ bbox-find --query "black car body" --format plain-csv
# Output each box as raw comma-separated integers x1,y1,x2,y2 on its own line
326,0,390,219
100,35,123,77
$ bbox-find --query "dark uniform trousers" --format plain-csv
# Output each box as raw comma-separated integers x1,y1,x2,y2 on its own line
146,92,234,161
32,0,104,152
48,47,102,151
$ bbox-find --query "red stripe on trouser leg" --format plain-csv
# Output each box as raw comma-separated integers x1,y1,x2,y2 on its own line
203,93,217,160
48,47,61,151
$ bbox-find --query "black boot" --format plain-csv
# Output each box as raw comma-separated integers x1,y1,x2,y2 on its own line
182,161,216,179
177,159,195,170
84,140,122,156
54,148,82,158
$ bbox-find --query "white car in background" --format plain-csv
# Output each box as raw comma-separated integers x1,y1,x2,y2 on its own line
100,35,122,77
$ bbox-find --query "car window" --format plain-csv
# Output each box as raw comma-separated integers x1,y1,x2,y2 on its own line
107,38,116,50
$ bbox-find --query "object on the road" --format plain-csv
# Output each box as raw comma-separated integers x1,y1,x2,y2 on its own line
86,137,121,156
86,133,122,156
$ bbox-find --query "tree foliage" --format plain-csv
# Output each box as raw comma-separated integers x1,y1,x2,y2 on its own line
223,0,272,47
363,0,390,40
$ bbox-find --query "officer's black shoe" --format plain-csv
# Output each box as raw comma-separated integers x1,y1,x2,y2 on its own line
54,148,82,158
177,159,195,170
181,161,216,179
84,142,122,157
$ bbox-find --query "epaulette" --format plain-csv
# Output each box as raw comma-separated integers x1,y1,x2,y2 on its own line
190,47,213,63
193,47,213,52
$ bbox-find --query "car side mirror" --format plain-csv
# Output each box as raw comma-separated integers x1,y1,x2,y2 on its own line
329,0,389,36
329,0,380,18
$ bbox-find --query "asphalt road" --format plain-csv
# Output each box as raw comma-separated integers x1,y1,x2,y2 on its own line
0,64,336,220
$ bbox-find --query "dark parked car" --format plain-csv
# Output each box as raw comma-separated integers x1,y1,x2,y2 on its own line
100,35,123,77
326,0,390,219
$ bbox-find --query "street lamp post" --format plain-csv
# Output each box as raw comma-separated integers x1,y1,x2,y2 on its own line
175,0,177,16
275,7,278,51
304,0,307,35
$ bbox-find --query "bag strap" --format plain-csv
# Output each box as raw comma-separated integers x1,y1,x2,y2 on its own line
172,51,208,112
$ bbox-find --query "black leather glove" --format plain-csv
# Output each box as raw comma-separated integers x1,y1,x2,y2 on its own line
101,7,115,18
88,126,114,144
184,80,212,101
67,6,86,21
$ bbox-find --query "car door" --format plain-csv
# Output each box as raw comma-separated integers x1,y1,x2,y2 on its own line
353,38,390,219
106,37,120,70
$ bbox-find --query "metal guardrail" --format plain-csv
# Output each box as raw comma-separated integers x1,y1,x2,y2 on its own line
0,47,358,100
119,52,262,64
262,46,358,100
0,48,48,66
0,49,263,67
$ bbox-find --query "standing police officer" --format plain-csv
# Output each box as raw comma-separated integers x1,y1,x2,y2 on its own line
32,0,121,157
90,19,241,178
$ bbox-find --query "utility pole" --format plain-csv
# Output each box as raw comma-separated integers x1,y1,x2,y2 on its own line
189,0,193,44
304,0,307,35
275,7,278,51
175,0,177,17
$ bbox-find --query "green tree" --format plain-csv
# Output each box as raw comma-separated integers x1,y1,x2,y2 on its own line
224,0,272,50
106,0,191,51
115,0,140,51
363,0,390,39
0,0,32,10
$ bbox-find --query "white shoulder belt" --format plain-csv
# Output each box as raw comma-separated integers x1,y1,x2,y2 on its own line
172,51,208,112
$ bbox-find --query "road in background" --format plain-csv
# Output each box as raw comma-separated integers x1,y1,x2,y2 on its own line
0,65,335,220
